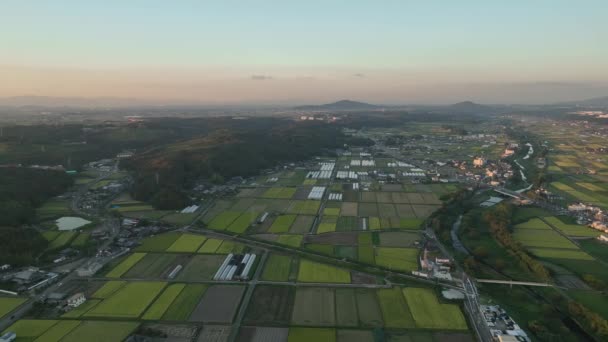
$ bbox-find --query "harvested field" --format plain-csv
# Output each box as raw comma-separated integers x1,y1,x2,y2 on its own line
335,288,358,327
337,330,374,342
289,215,315,233
395,204,416,218
196,325,232,342
244,285,295,325
177,255,225,281
291,287,336,326
189,285,244,323
411,205,440,218
356,288,383,327
340,202,358,216
379,232,420,247
358,203,379,217
377,203,397,217
306,232,358,245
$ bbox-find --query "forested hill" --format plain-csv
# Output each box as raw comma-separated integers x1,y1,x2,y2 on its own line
127,119,373,209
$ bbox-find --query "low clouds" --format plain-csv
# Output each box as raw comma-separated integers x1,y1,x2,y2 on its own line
251,75,273,81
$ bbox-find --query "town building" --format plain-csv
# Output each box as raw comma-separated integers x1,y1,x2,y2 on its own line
67,293,86,308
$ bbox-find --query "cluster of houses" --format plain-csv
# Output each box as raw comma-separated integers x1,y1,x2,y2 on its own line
0,267,59,294
482,305,530,342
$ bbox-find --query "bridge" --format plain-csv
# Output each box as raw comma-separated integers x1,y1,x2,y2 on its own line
493,187,528,200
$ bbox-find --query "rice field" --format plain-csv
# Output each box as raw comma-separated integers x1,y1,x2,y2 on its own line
60,321,140,342
0,297,27,319
165,233,207,253
105,253,147,278
135,233,180,252
142,283,185,320
513,228,579,249
197,238,224,253
374,247,419,272
162,284,208,321
527,248,594,260
261,254,292,281
269,215,297,233
85,281,166,318
403,288,468,330
263,187,297,199
543,216,599,237
297,260,351,283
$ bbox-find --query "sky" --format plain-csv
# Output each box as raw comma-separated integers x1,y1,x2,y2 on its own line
1,0,607,105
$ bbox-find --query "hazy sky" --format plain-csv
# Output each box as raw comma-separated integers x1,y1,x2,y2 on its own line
1,1,607,104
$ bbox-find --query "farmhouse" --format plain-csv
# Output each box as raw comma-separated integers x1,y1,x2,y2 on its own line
67,292,86,308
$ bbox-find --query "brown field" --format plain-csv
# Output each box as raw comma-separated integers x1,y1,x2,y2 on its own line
360,192,376,202
358,203,379,217
391,193,411,204
377,203,397,217
337,330,374,342
395,204,416,218
189,285,245,323
406,193,425,204
421,193,441,205
244,286,295,325
289,215,315,234
293,187,313,200
340,202,358,216
291,287,336,326
356,289,383,327
335,288,358,327
376,192,393,203
196,325,231,342
379,232,420,247
237,327,289,342
177,255,225,281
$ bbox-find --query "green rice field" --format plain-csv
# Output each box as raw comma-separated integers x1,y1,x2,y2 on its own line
297,260,350,283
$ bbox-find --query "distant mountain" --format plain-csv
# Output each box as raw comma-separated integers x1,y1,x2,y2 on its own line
0,96,142,108
558,96,608,107
447,101,492,113
294,99,382,111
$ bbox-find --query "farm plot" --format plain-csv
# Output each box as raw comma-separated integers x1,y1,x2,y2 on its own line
36,199,71,220
135,233,180,252
33,320,81,341
277,235,303,247
269,215,297,233
337,330,374,342
374,248,419,272
317,216,337,234
377,203,397,217
216,240,245,254
60,321,140,342
336,216,358,231
411,205,440,219
340,202,358,216
163,284,208,321
0,297,26,319
189,285,245,323
91,281,126,299
358,203,379,217
1,320,59,341
288,200,321,215
395,204,416,218
123,253,182,278
528,248,594,260
106,253,147,278
197,325,231,342
380,232,420,247
288,328,336,342
514,218,552,230
291,287,336,326
402,288,468,330
166,234,207,252
289,215,315,233
377,288,415,328
262,255,292,281
198,238,224,253
239,327,288,342
262,187,297,199
47,231,78,251
513,229,578,249
142,283,185,320
227,211,260,233
335,289,358,327
244,286,295,325
178,254,226,281
544,216,599,237
355,289,384,327
85,281,166,319
297,260,351,283
62,300,101,318
208,211,242,230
